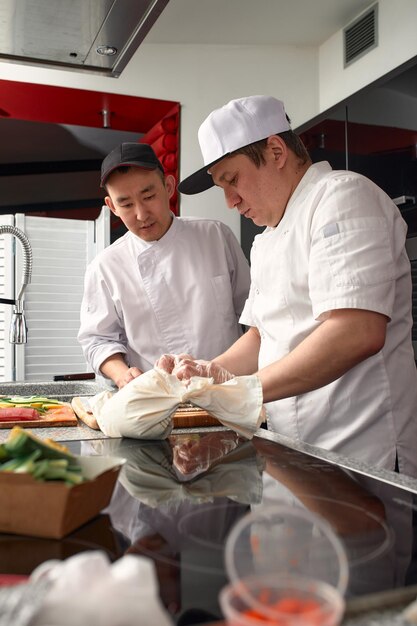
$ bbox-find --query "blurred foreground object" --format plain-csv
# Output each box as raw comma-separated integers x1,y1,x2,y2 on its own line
219,504,349,625
30,551,173,626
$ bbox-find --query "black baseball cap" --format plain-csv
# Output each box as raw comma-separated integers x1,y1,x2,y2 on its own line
100,142,164,187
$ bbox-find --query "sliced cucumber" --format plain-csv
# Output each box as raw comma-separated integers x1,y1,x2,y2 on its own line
1,428,85,484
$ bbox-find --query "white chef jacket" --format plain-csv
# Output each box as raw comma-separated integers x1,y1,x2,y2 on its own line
78,215,250,377
240,161,417,477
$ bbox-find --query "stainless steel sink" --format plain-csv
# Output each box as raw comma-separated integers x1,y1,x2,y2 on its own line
0,380,108,402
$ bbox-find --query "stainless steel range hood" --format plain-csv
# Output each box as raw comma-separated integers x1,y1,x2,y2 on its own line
0,0,169,77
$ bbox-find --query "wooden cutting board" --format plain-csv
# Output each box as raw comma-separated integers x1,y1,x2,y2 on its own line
71,397,221,430
172,404,221,428
0,404,78,429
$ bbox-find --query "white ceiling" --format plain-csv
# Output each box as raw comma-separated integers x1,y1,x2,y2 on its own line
145,0,374,46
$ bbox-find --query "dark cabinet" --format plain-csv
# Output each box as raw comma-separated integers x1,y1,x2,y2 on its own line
299,63,417,238
240,62,417,259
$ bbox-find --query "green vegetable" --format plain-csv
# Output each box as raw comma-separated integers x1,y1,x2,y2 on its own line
0,427,85,485
0,445,10,462
4,428,75,461
42,466,84,484
32,459,49,479
8,396,62,404
0,450,41,473
0,396,65,414
0,455,29,472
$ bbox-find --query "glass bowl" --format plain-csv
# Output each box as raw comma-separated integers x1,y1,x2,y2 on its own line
224,504,349,596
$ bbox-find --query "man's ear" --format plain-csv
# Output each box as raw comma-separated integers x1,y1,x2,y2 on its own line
266,135,287,168
164,174,176,199
105,196,117,215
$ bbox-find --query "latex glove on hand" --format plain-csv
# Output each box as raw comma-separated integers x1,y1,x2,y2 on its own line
172,431,240,477
172,358,234,384
154,353,194,374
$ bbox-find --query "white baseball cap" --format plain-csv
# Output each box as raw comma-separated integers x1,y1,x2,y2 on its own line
178,95,291,195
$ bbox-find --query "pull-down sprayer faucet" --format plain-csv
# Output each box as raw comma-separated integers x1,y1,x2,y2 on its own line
0,225,32,343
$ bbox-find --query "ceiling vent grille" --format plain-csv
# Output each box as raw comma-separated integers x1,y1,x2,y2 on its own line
344,3,378,67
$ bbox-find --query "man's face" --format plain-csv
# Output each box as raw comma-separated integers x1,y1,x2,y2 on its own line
209,143,293,228
105,167,174,242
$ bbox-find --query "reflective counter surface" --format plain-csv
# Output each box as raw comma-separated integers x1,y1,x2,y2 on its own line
2,430,417,625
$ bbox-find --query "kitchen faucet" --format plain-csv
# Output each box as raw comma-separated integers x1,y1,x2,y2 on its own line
0,225,32,343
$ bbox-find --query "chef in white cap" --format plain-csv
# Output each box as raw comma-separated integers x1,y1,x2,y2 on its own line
158,95,417,478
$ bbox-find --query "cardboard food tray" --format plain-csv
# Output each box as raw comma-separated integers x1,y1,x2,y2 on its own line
0,514,121,574
0,401,78,429
0,455,125,539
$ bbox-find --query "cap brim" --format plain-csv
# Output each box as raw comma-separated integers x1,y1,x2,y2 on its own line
178,154,228,195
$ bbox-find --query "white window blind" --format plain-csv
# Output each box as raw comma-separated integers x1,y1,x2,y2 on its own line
0,210,110,382
0,215,15,381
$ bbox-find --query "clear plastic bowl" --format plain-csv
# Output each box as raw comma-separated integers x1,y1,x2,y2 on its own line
224,504,350,603
220,573,345,626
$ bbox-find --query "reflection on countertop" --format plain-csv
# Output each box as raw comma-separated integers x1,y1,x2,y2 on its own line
1,430,417,625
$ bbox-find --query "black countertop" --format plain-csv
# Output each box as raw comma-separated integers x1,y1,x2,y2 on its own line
2,429,417,625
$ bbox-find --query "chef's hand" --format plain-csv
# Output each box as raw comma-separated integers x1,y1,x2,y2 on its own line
116,366,142,389
173,358,235,384
100,354,143,389
155,353,194,374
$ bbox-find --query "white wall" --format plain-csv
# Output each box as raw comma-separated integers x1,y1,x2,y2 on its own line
319,0,417,113
125,44,318,233
0,44,317,239
1,0,417,238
